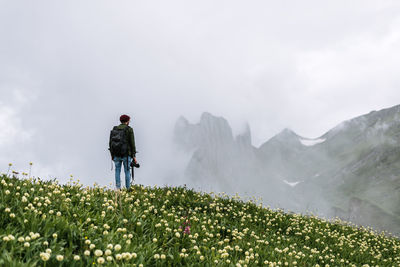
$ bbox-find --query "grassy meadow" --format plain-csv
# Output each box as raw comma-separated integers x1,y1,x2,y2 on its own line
1,173,400,266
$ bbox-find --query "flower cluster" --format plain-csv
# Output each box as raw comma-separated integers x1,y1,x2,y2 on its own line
179,216,191,235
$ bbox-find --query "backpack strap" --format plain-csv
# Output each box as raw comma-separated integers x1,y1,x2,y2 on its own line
113,125,129,132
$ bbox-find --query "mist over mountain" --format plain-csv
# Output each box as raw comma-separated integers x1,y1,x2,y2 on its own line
173,105,400,236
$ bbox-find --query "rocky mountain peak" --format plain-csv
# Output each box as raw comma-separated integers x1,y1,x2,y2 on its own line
277,128,298,139
323,104,400,140
235,123,252,147
173,112,234,151
198,112,234,144
262,128,301,147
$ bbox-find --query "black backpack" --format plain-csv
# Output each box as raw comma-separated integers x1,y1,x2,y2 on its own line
109,126,130,157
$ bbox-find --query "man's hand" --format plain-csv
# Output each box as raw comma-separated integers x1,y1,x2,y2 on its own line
133,157,137,164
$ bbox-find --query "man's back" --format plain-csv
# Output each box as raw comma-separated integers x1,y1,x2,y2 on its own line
109,123,136,158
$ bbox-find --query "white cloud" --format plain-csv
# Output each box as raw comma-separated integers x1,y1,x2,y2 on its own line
0,89,34,146
292,15,400,138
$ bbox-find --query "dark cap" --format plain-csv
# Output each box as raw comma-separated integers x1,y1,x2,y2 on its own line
120,114,130,123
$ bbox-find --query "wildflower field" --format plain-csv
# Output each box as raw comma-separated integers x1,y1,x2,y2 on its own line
1,174,400,267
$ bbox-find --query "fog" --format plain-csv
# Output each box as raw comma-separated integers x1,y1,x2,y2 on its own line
1,0,400,200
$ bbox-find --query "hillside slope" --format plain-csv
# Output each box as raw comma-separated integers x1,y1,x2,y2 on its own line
1,175,400,266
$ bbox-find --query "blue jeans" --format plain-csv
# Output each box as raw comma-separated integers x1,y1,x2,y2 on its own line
113,156,132,189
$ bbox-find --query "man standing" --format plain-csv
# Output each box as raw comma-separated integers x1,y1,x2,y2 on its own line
109,114,137,190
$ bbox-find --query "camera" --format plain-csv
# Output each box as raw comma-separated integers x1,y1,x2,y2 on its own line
130,161,140,168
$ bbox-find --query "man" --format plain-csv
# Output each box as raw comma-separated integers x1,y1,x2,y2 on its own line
109,114,137,190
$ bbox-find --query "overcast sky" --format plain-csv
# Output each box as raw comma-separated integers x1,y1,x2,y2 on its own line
1,1,400,187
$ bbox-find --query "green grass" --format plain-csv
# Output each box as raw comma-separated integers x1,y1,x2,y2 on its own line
1,174,400,266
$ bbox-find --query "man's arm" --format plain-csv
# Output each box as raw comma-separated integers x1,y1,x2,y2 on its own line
129,127,137,158
109,130,114,159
